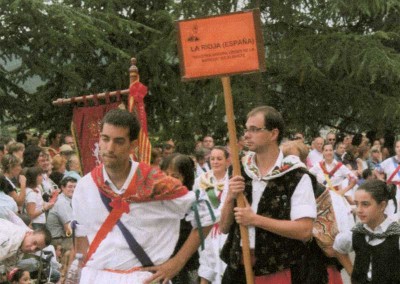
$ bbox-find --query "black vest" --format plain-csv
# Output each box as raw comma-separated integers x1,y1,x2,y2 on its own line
220,167,308,276
352,233,400,284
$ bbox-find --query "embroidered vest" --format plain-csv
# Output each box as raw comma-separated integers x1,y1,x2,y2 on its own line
352,233,400,284
220,167,308,276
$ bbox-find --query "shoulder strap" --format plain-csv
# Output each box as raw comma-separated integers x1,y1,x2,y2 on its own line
387,158,400,184
98,192,154,267
84,165,154,267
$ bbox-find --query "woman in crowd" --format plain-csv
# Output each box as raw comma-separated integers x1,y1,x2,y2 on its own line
195,146,230,284
310,143,357,198
356,145,370,177
333,180,400,283
7,142,25,162
49,154,66,188
376,138,400,219
1,154,26,209
24,167,55,229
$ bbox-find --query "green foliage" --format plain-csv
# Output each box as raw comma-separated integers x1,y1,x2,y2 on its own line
1,0,400,151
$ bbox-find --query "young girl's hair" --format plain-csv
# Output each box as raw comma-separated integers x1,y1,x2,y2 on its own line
8,268,28,283
357,180,397,205
162,153,195,190
211,146,230,159
23,166,43,188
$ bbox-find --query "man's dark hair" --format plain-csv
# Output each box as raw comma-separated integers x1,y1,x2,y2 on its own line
100,109,141,142
16,132,28,144
247,106,285,144
34,227,52,246
48,130,61,144
60,176,77,188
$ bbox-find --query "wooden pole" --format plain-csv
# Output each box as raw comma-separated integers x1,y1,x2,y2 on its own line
221,76,254,284
52,89,129,106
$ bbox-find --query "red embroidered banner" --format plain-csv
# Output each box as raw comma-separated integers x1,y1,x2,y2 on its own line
72,102,120,175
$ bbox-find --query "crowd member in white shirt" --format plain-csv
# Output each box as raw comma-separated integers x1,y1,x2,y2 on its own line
307,136,324,168
0,218,51,265
376,138,400,220
24,167,55,230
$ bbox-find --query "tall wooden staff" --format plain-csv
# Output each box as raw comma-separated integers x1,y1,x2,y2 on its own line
176,9,266,283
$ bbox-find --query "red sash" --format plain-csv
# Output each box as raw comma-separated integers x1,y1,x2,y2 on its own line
84,162,189,266
387,162,400,185
319,161,342,177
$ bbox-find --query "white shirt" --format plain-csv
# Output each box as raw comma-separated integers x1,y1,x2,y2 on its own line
334,217,400,253
307,149,323,168
196,162,211,178
72,161,216,271
0,219,28,262
309,160,357,188
0,191,18,213
245,151,317,248
378,156,400,219
25,187,46,224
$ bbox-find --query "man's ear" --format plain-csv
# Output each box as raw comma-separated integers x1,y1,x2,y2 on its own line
271,128,279,142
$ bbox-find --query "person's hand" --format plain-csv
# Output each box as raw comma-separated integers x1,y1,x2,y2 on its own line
142,257,184,284
233,198,256,226
227,175,245,200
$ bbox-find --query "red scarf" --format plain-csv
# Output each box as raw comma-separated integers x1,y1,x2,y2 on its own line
84,162,188,266
319,161,342,178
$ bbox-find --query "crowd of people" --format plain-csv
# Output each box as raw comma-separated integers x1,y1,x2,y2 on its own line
0,106,400,284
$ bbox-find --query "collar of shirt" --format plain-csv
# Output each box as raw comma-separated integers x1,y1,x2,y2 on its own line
102,160,139,195
59,193,72,202
364,216,395,234
247,150,283,180
322,159,338,171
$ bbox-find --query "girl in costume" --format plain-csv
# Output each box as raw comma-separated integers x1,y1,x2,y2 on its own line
162,153,200,284
333,180,400,283
376,138,400,219
196,146,230,284
310,143,357,220
1,154,27,211
310,143,357,197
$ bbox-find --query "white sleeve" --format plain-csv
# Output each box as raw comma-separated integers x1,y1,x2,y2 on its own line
333,231,353,254
290,174,317,220
25,189,36,204
198,236,217,282
186,189,219,228
71,179,90,237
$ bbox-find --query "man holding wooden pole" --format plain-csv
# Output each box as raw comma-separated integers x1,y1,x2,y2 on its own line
219,106,317,284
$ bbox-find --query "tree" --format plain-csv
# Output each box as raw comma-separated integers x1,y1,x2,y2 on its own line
1,0,400,151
